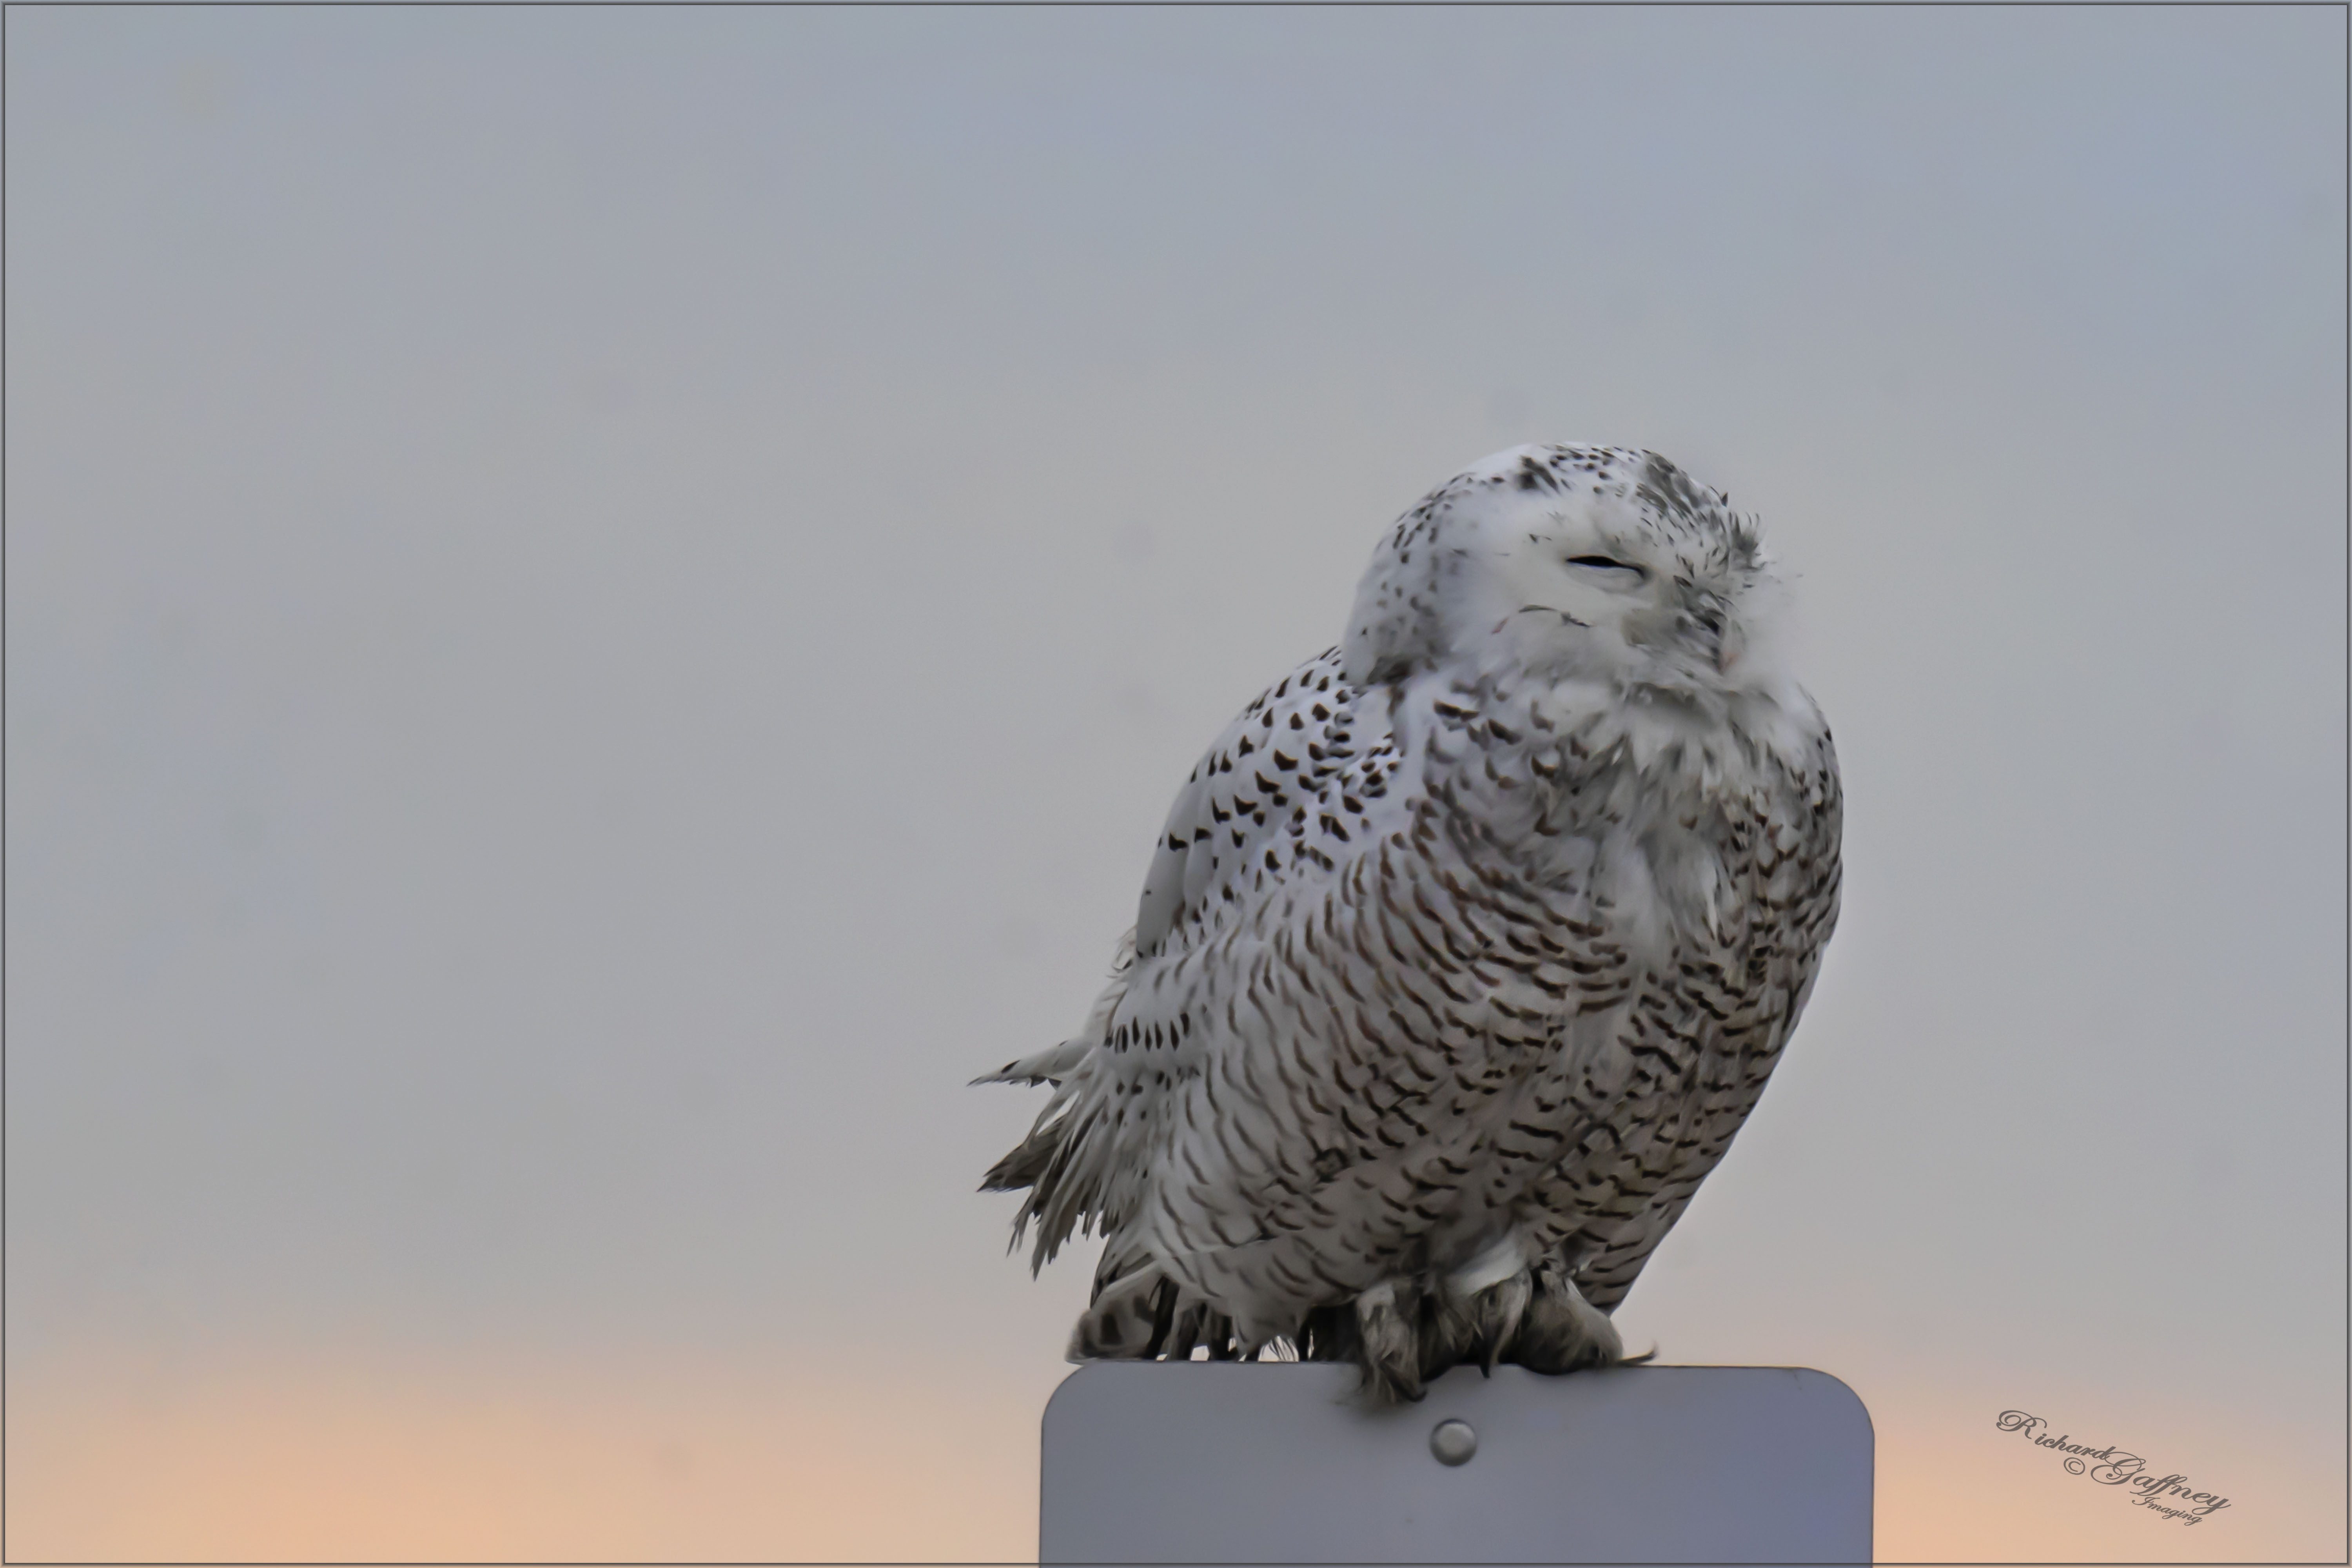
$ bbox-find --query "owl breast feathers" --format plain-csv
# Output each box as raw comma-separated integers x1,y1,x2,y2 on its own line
980,444,1842,1402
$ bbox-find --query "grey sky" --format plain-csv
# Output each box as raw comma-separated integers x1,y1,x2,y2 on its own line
7,5,2344,1557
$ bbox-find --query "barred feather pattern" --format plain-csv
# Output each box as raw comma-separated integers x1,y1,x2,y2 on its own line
980,444,1842,1402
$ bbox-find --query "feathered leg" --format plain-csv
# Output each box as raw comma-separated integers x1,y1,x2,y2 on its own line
1069,1254,1166,1360
1332,1255,1636,1402
1353,1281,1427,1403
1506,1257,1626,1373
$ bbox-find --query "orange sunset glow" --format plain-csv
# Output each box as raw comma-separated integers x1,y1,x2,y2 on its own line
11,1342,2343,1562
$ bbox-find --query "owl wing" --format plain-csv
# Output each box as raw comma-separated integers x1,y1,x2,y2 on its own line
979,647,1409,1272
1131,646,1387,962
1540,720,1844,1313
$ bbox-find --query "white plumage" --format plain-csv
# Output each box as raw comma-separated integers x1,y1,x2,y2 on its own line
981,444,1842,1401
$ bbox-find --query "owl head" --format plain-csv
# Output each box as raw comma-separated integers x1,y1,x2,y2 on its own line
1341,444,1782,696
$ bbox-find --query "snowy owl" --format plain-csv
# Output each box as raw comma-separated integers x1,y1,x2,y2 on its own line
980,444,1842,1401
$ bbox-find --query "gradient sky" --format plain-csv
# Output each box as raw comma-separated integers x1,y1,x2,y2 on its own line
7,5,2345,1560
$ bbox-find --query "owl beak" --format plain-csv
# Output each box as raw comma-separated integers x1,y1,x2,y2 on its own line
1715,619,1746,675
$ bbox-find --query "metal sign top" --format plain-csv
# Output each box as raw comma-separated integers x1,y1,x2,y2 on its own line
1041,1361,1872,1565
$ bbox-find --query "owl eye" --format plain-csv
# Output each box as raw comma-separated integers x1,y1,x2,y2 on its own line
1567,555,1645,578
